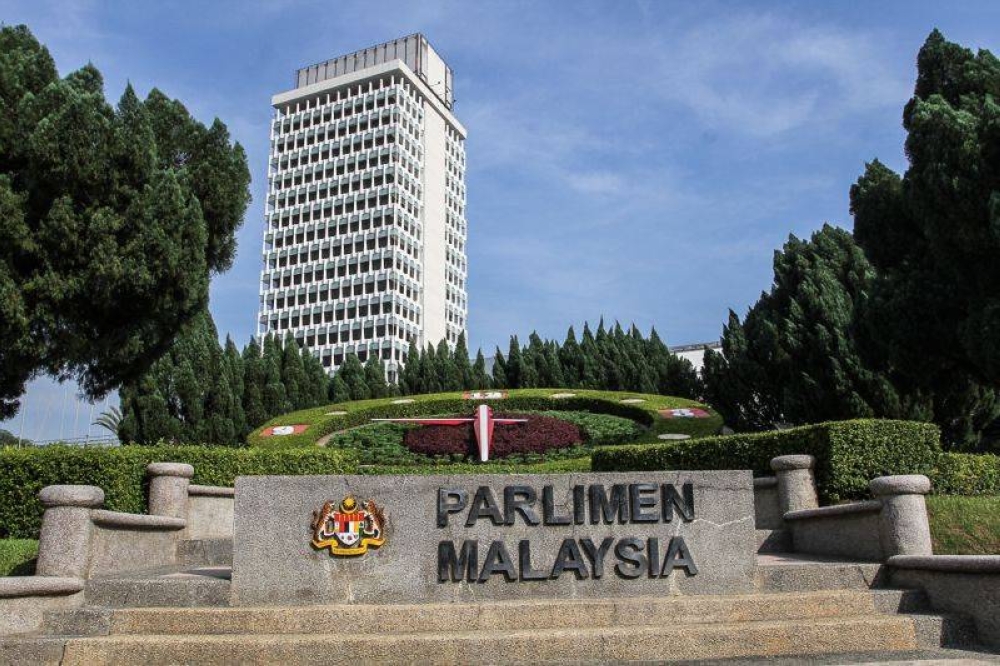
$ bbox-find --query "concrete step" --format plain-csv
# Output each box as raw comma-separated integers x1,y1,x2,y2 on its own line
176,538,233,567
756,554,885,592
756,528,791,554
97,590,888,636
84,566,231,608
55,615,924,665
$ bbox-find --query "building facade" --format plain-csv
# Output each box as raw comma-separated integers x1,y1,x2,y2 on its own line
257,34,468,382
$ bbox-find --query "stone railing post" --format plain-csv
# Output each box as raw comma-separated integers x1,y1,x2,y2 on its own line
147,463,194,519
870,475,933,557
770,454,819,515
35,486,104,578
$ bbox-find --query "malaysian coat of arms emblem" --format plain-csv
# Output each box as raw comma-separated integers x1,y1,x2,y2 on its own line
311,495,387,556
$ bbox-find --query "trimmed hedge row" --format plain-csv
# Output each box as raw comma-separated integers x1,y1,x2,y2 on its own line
251,395,657,449
931,452,1000,495
0,445,357,540
592,419,942,503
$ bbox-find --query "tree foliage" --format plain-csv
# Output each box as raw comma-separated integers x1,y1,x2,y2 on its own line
0,25,251,418
850,29,1000,448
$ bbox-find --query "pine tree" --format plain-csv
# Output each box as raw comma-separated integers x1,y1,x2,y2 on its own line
240,337,267,429
261,334,289,418
364,356,389,399
471,349,491,389
491,347,507,388
453,332,474,389
558,326,584,388
400,339,421,395
280,333,308,410
302,347,329,407
420,344,441,394
329,374,350,404
506,336,523,389
436,339,461,391
339,354,370,401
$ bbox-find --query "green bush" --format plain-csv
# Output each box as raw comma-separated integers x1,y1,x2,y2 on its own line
0,445,357,540
592,419,942,503
930,452,1000,495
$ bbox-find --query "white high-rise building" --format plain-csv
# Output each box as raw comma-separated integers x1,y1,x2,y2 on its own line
258,34,468,382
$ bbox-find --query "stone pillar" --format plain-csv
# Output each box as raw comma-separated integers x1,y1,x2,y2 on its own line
870,474,933,557
770,454,819,515
147,462,194,519
35,485,104,578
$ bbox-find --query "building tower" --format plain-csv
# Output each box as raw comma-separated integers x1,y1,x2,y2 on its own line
257,34,468,383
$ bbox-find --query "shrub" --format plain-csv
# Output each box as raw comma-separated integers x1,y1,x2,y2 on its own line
402,414,583,458
0,445,357,540
930,452,1000,495
591,419,942,503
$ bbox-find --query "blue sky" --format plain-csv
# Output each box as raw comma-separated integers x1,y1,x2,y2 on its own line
2,0,998,442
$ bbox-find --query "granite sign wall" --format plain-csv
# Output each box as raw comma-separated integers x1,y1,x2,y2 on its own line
232,471,755,605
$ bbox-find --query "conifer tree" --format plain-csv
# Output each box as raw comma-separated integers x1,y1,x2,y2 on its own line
472,349,492,389
338,354,370,401
400,339,422,395
0,26,251,418
261,334,289,418
506,336,523,389
420,344,441,394
364,356,389,399
280,333,308,410
302,347,329,407
558,326,584,388
436,339,462,391
453,332,474,389
240,337,267,429
329,374,350,404
491,347,507,388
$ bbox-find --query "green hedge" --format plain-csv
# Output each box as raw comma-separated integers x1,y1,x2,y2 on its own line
592,419,942,503
930,452,1000,495
0,445,357,540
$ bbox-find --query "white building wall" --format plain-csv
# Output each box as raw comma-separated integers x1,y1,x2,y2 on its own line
257,35,467,380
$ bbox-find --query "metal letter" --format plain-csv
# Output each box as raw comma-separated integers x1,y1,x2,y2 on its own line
662,483,696,522
629,483,659,523
504,485,540,526
437,488,468,528
661,536,699,576
614,538,647,579
438,540,477,583
579,537,615,579
550,538,589,580
518,540,547,580
478,540,517,582
542,485,571,525
465,486,504,527
589,484,630,524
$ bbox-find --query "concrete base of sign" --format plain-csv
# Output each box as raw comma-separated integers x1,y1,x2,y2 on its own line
232,471,756,606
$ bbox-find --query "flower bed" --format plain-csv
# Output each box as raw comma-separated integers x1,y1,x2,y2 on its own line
403,414,583,458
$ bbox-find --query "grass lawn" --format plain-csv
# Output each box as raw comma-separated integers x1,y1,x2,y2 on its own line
927,495,1000,555
0,538,37,576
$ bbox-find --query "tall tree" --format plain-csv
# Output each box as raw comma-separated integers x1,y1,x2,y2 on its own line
240,337,267,429
280,333,307,410
491,347,507,388
471,349,492,389
0,26,251,418
702,226,927,432
363,356,389,399
850,30,1000,449
453,332,474,389
558,326,584,388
